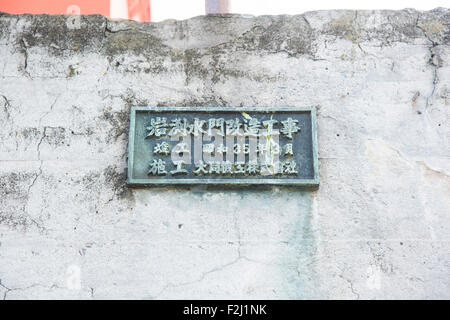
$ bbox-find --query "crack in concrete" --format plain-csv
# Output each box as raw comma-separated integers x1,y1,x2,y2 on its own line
36,130,46,160
104,20,133,35
38,95,60,128
21,159,45,233
19,38,31,78
1,95,11,120
346,277,361,300
302,15,313,33
415,16,441,111
0,281,11,300
18,112,50,232
233,209,242,260
155,255,243,298
155,210,245,298
0,281,64,300
337,268,360,299
35,95,60,162
424,45,439,110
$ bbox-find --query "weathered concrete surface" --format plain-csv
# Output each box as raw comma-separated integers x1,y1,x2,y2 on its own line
0,9,449,299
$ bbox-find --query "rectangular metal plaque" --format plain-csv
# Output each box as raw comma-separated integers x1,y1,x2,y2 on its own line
127,106,318,188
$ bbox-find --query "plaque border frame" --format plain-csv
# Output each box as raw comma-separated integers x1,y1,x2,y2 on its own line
127,106,319,188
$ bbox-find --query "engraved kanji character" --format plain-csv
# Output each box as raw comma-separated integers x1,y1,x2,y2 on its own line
247,162,260,175
284,143,294,156
217,144,228,154
263,161,283,175
146,117,168,137
202,143,215,154
173,142,190,154
209,161,222,174
256,143,266,154
170,161,188,175
283,160,298,174
193,161,209,175
221,161,234,174
234,163,246,175
207,118,225,136
274,161,284,175
262,119,279,136
168,118,188,137
187,118,207,136
280,118,300,139
244,117,261,137
148,159,167,175
215,118,225,136
260,163,276,175
226,118,243,136
153,142,171,155
269,140,280,155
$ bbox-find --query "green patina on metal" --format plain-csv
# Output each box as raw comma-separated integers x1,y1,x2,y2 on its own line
127,106,319,188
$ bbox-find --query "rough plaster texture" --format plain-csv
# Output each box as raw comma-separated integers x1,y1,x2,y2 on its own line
0,8,449,299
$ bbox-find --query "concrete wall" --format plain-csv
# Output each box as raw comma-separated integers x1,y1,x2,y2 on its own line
0,9,449,299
